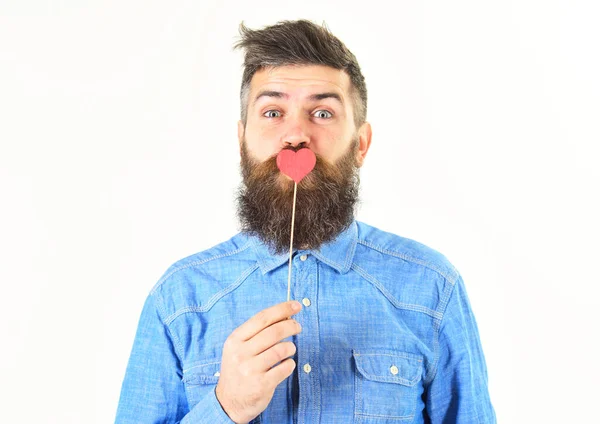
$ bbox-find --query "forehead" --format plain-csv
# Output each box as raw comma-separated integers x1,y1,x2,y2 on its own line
249,65,352,101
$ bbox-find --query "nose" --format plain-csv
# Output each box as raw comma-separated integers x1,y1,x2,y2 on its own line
281,116,311,150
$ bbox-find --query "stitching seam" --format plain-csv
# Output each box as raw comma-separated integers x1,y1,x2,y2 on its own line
357,239,458,284
151,242,252,294
350,263,442,319
163,263,260,325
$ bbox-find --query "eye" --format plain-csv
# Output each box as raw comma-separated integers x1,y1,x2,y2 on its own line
263,110,281,118
313,110,333,119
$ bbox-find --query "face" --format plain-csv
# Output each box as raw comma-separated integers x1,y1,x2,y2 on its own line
235,65,372,254
238,64,371,168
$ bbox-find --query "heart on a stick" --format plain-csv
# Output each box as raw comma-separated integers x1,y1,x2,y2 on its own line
276,148,316,183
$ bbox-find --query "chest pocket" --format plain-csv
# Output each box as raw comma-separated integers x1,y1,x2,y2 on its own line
182,359,261,424
353,350,424,423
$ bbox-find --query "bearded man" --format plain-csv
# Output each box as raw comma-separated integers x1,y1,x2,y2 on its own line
116,19,496,424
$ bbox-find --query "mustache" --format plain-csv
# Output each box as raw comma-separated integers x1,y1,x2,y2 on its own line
236,139,360,254
241,146,346,194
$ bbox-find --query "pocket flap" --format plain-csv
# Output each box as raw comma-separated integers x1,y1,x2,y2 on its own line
182,359,221,385
353,350,423,386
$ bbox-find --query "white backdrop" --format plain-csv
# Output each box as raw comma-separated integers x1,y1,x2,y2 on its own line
1,1,598,423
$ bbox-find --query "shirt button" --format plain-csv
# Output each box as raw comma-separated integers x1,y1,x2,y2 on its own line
300,254,308,261
303,363,312,373
390,365,398,375
214,371,220,377
302,298,311,307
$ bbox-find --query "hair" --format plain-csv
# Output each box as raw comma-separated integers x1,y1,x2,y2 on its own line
237,136,360,254
232,19,367,129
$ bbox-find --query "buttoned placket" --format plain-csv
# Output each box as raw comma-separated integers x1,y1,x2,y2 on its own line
292,252,321,424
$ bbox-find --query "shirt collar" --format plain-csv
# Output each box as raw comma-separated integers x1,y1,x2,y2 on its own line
247,220,358,275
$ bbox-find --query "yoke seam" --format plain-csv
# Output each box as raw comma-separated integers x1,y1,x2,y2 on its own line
357,239,458,284
150,242,252,294
350,263,441,319
163,263,260,325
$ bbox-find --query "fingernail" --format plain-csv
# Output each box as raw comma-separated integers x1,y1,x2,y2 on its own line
292,301,301,311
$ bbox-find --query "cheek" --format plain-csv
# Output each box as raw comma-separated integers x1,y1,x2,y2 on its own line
311,132,344,162
246,144,273,163
245,129,280,162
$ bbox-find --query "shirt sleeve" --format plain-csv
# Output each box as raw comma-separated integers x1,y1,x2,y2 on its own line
114,293,236,424
425,275,497,424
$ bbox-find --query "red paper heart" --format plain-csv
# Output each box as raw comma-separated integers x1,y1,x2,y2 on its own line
276,148,316,183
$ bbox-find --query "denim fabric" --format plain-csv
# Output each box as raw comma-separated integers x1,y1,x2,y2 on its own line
115,220,496,423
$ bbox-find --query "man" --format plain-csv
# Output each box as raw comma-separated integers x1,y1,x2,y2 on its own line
115,19,496,424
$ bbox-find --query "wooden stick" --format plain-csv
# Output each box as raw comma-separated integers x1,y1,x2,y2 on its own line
286,182,298,304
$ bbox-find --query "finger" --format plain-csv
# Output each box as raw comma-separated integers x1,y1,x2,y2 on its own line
265,357,296,388
252,341,297,373
233,301,301,342
245,319,301,357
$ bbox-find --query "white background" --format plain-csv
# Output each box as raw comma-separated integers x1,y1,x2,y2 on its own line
1,1,598,423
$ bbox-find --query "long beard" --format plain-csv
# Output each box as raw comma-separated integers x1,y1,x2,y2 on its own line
236,138,361,255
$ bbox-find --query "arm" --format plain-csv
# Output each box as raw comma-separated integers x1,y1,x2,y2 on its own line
114,293,235,424
425,275,497,423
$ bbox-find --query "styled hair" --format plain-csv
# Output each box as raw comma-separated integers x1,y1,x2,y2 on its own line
233,19,367,128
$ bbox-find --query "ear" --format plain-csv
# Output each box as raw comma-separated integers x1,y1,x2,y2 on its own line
237,120,244,156
355,121,372,167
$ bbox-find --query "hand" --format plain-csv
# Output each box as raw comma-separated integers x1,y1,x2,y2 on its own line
215,300,303,424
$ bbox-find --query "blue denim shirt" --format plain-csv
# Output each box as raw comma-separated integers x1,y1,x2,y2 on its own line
115,220,496,423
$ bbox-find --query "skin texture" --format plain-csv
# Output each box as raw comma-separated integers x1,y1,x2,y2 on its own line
215,301,303,424
238,64,372,169
217,65,373,423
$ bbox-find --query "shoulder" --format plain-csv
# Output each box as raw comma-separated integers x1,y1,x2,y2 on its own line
147,232,258,320
353,221,460,316
355,221,459,283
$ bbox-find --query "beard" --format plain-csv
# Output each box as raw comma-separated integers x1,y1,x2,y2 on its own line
236,136,361,255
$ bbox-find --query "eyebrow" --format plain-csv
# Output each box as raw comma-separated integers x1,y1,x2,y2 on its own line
252,90,344,107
